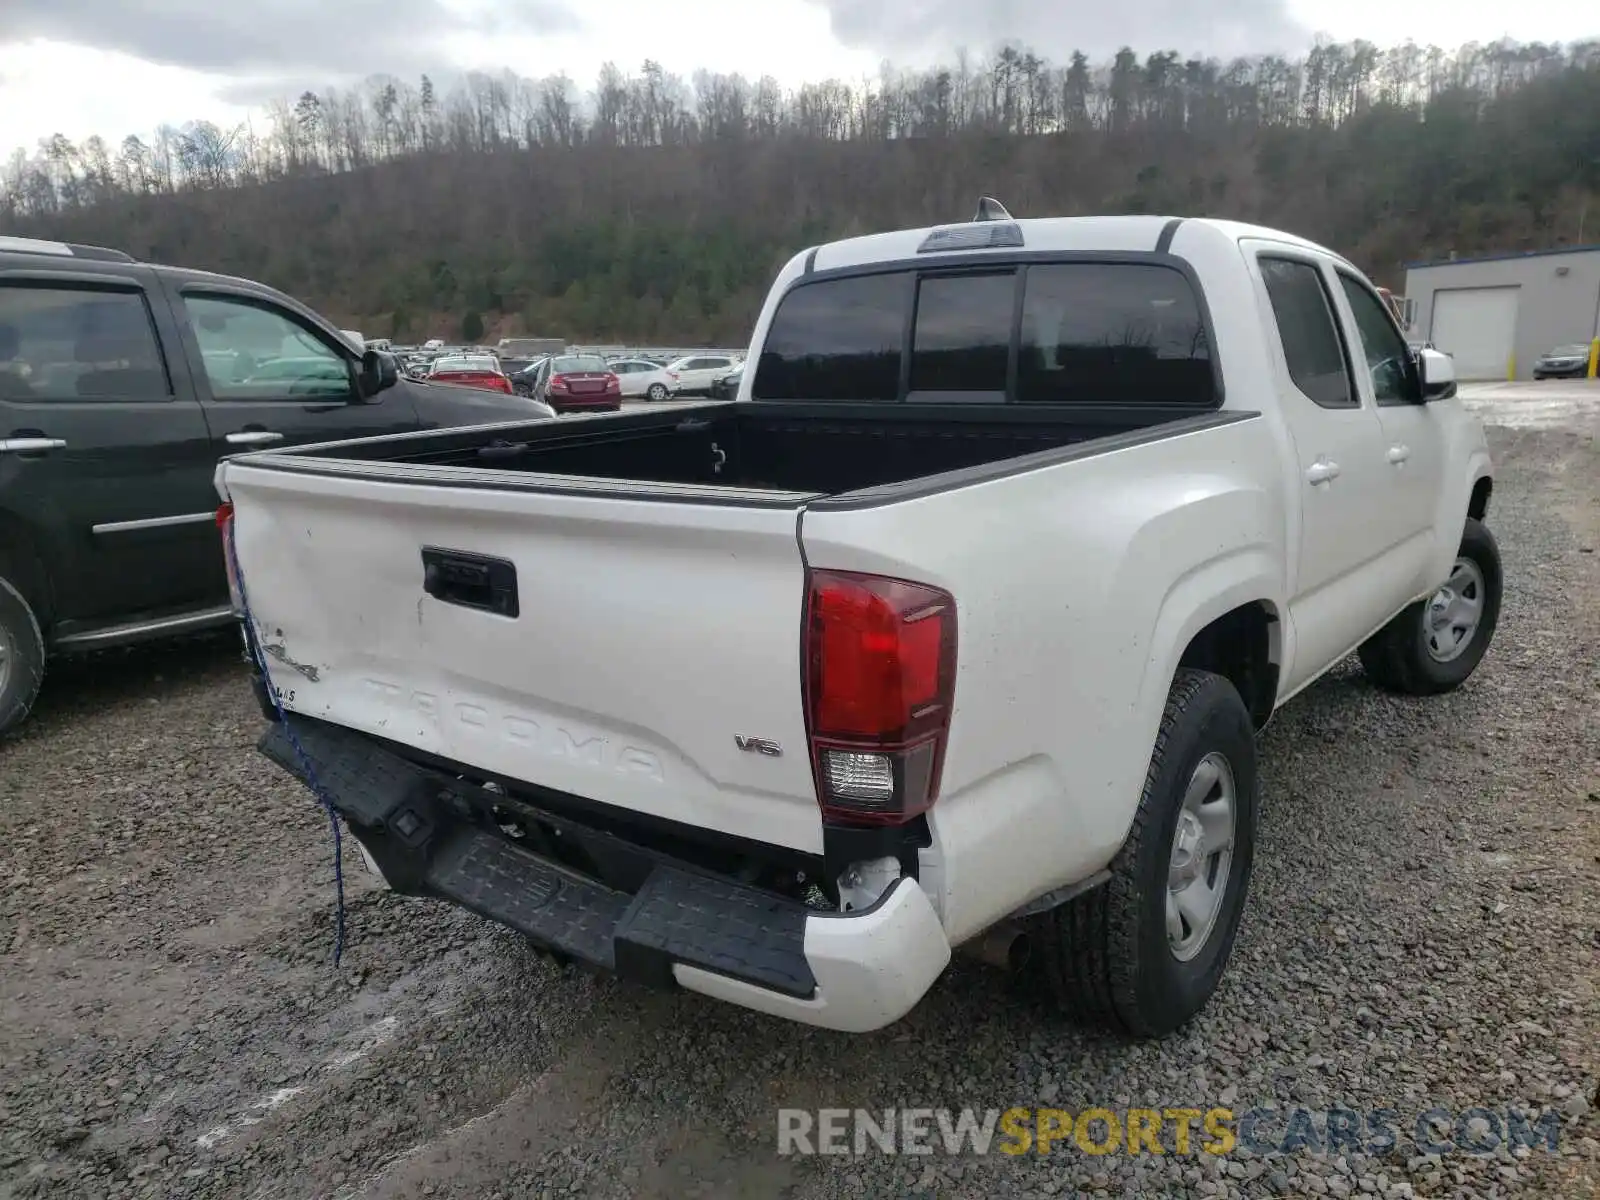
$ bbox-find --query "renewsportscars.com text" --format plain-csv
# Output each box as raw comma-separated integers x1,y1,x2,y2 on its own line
777,1106,1567,1158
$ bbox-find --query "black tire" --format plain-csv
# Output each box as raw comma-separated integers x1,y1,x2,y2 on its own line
1036,669,1259,1038
646,383,668,401
0,575,46,738
1358,518,1501,696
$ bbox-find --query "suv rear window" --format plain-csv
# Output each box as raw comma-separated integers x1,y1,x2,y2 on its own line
1016,264,1214,405
751,272,908,401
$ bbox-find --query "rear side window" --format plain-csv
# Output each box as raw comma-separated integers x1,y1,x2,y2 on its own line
1016,264,1214,405
909,271,1013,399
1258,258,1355,409
0,284,171,401
752,272,908,401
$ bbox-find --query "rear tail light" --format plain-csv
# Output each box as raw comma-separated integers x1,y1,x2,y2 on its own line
216,502,243,614
550,374,568,391
603,373,620,392
803,569,957,826
668,371,679,381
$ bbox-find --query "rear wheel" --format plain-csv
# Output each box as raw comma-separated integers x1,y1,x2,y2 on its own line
0,575,46,738
1358,518,1502,695
1036,669,1258,1037
646,383,668,401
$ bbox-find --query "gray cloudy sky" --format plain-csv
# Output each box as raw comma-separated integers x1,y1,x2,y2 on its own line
5,0,579,83
810,0,1308,65
0,0,1591,151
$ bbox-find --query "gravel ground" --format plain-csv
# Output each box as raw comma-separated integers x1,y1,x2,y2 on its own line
2,392,1596,1200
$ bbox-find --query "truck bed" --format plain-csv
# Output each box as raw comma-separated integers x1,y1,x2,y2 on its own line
266,400,1226,502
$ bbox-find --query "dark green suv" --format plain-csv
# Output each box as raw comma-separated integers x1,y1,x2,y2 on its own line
0,237,556,736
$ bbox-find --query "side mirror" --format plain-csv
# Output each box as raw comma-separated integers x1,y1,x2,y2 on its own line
358,349,399,399
1417,346,1456,402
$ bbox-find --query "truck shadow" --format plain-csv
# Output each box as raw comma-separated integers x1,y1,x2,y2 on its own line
24,633,245,732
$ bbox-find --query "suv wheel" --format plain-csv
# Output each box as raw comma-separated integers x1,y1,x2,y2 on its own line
1358,518,1502,695
0,575,46,737
1035,669,1259,1037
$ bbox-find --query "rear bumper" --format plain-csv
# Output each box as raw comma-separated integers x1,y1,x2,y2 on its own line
258,717,950,1032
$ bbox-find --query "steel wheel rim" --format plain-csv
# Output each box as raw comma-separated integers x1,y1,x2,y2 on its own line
1423,556,1486,663
1167,751,1237,962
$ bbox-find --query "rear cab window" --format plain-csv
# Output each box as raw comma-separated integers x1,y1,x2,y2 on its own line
1257,257,1355,409
752,261,1217,407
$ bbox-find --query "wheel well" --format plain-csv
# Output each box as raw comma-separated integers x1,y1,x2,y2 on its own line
1178,602,1279,729
1469,477,1492,521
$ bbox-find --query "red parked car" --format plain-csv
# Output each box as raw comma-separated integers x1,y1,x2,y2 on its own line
532,354,622,412
427,354,514,393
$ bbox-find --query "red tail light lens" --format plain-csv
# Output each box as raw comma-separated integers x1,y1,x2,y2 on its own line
549,374,568,391
216,502,242,613
803,569,957,825
603,373,620,392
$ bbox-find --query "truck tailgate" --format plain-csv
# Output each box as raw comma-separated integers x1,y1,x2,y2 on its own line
221,462,826,853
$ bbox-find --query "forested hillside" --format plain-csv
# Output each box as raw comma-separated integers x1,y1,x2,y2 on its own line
4,40,1598,343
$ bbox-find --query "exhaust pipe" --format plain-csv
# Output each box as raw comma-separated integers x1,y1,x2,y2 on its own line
962,922,1032,972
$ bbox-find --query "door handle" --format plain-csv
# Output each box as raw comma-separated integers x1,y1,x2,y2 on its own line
1387,444,1411,464
0,436,67,454
225,430,284,446
1306,459,1341,485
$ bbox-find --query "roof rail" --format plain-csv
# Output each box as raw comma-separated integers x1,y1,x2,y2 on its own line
0,235,137,264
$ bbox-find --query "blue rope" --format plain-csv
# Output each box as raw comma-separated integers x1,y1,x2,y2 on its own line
224,515,346,967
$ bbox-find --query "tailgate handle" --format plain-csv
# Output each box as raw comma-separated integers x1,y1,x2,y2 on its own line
421,548,519,619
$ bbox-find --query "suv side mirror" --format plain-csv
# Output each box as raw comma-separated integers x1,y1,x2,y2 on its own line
358,349,399,399
1417,346,1456,402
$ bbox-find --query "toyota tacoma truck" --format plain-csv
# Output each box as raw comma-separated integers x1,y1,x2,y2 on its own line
216,206,1500,1037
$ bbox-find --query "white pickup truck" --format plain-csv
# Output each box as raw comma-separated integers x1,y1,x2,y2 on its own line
216,207,1500,1037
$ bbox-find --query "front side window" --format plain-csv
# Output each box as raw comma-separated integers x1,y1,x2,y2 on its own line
1017,263,1214,406
752,271,908,401
1257,258,1355,409
0,284,171,401
1338,274,1417,405
185,295,352,400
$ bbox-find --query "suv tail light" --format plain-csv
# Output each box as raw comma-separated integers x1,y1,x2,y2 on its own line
803,569,957,825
